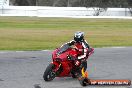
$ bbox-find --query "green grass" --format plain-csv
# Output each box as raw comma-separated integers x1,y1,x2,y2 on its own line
0,17,132,50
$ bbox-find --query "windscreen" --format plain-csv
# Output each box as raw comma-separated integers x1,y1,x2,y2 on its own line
58,44,70,54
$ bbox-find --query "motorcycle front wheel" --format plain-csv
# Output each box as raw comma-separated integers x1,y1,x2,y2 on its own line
43,63,56,81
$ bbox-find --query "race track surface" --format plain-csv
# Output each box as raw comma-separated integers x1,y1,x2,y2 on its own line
0,47,132,88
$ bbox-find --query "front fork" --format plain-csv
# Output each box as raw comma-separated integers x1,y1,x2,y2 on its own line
51,61,62,76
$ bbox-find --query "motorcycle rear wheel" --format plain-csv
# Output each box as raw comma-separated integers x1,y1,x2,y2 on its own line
43,63,56,81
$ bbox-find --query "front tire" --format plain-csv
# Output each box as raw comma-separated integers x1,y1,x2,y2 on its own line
43,63,56,81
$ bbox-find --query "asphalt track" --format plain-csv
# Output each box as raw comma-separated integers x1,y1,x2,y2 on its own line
0,47,132,88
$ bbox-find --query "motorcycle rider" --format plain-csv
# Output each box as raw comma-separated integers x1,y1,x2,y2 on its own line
58,31,91,74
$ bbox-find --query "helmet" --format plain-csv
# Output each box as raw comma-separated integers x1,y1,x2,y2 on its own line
74,31,84,42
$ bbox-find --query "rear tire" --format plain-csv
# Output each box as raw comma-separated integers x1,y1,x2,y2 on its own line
43,63,56,81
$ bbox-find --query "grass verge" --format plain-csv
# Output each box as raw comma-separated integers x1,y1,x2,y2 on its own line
0,17,132,50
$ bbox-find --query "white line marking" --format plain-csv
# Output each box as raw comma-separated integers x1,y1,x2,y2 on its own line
102,47,126,49
0,47,129,53
41,50,50,51
15,51,25,52
0,52,6,54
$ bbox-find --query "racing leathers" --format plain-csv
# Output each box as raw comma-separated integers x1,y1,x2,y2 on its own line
66,39,90,60
64,39,90,71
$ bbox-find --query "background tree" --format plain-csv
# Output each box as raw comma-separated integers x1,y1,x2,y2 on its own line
52,0,68,7
36,0,54,6
9,0,132,15
10,0,36,6
80,0,132,16
9,0,132,8
127,0,132,15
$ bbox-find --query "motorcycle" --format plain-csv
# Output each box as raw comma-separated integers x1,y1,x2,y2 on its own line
43,44,94,81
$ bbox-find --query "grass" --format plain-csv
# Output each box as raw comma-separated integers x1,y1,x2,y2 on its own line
0,17,132,50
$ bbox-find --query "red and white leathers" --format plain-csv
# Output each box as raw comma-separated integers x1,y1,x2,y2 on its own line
66,39,90,61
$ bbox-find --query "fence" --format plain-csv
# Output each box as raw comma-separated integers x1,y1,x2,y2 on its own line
0,6,132,18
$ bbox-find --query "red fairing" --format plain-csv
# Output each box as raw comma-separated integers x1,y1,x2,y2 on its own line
58,61,73,77
52,48,78,61
50,47,94,77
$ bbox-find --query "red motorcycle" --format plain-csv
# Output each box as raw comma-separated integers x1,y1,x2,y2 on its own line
43,44,94,81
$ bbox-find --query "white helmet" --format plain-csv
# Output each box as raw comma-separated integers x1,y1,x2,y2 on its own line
74,31,84,42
